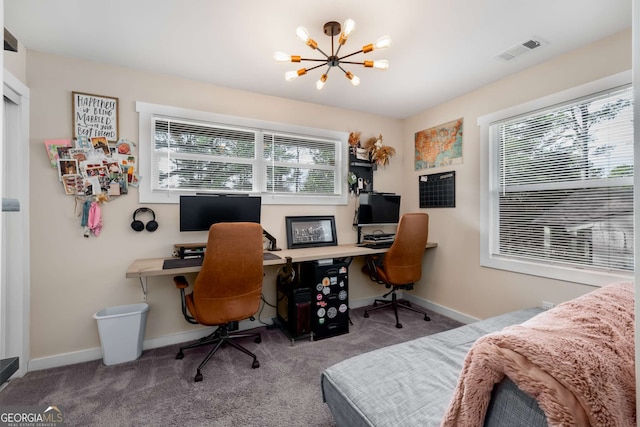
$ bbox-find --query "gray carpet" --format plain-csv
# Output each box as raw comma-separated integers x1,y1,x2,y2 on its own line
0,304,462,426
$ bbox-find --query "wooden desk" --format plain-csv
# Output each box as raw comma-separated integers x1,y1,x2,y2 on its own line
126,242,438,299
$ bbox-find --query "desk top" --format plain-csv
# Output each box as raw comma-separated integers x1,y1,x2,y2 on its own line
126,242,437,279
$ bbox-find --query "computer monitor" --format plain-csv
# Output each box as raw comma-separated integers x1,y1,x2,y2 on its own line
357,193,401,226
179,194,262,232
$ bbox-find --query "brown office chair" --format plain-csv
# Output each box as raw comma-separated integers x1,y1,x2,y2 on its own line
173,222,264,382
362,213,431,328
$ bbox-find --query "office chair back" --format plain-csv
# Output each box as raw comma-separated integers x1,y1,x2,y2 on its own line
190,222,264,325
382,213,429,285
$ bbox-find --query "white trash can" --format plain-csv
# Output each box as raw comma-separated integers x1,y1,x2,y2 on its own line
93,303,149,366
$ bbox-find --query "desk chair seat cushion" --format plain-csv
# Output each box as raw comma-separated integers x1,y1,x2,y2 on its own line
188,222,264,325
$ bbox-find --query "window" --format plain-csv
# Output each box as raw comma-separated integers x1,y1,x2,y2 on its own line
136,102,347,204
480,72,634,285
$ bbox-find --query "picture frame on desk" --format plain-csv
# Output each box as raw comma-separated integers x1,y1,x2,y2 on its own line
285,215,338,249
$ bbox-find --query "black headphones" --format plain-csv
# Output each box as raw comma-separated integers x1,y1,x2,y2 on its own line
131,207,158,232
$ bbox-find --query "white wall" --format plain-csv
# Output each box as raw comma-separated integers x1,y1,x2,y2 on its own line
401,29,632,319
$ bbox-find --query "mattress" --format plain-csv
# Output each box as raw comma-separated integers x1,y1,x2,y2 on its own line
320,307,543,427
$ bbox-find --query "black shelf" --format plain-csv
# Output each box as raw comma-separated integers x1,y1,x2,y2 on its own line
348,152,375,193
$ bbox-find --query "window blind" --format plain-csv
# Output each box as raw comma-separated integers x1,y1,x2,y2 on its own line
491,85,634,272
150,117,342,197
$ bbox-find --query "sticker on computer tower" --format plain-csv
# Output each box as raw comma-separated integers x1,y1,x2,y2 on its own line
339,280,345,287
339,266,347,274
339,304,347,313
318,318,325,325
317,308,326,318
322,277,330,286
330,277,338,285
317,294,323,301
339,290,347,300
322,287,331,295
327,307,337,318
316,283,323,291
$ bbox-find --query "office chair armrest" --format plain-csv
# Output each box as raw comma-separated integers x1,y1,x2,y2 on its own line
173,275,199,324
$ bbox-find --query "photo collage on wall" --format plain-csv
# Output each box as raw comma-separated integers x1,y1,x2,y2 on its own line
45,136,138,197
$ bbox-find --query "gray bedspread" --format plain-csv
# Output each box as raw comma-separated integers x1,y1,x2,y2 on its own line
321,307,543,427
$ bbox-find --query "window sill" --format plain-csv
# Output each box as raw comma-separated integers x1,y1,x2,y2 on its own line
480,253,633,287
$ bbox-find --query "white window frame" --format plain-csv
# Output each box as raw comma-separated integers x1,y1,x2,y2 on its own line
479,71,633,286
136,102,348,205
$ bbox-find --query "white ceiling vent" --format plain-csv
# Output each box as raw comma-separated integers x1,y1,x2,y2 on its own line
497,38,545,61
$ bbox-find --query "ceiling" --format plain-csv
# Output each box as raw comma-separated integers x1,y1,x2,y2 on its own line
4,0,632,119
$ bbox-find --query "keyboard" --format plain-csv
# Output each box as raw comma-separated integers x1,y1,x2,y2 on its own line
362,233,395,241
359,241,394,249
163,252,282,269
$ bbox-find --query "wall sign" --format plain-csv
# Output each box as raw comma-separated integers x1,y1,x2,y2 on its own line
72,91,119,142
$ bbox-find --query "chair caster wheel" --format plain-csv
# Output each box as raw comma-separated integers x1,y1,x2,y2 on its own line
176,351,184,360
254,336,262,344
252,360,260,369
424,315,431,321
364,312,369,318
194,371,203,382
396,323,403,329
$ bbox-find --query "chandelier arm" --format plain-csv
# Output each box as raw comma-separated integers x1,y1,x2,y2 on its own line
315,46,331,59
338,50,364,61
306,63,329,72
299,58,332,62
339,60,365,65
336,64,349,74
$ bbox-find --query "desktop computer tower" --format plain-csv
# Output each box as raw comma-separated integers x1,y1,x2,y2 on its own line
299,260,349,340
277,282,312,339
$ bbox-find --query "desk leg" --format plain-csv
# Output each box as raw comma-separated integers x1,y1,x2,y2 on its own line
138,277,148,301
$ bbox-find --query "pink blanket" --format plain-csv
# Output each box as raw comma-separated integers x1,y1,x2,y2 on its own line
442,281,635,427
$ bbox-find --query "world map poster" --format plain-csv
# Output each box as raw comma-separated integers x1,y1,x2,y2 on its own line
414,118,463,170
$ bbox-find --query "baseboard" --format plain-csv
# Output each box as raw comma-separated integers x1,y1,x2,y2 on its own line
402,294,478,324
27,299,472,372
28,317,272,372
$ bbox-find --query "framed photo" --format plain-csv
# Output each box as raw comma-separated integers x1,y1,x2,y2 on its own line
285,215,337,249
72,91,119,143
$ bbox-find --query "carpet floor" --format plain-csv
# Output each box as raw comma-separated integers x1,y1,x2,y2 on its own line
0,304,463,426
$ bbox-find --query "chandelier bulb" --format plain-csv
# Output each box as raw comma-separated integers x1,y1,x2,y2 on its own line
285,68,307,81
364,59,389,70
316,74,328,90
339,19,356,45
296,26,310,43
296,26,318,49
345,71,360,86
362,35,391,53
274,52,291,62
373,35,391,50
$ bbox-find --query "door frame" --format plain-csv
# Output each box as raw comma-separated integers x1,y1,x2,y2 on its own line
2,70,30,377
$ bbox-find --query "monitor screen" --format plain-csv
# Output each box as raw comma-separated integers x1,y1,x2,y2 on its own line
179,194,262,231
357,193,401,225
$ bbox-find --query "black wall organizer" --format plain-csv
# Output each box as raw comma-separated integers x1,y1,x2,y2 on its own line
419,171,456,208
348,152,375,194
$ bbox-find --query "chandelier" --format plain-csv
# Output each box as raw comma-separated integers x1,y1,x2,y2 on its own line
274,19,390,90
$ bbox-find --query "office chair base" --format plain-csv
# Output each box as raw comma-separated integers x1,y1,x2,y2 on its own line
364,294,430,329
176,325,261,382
